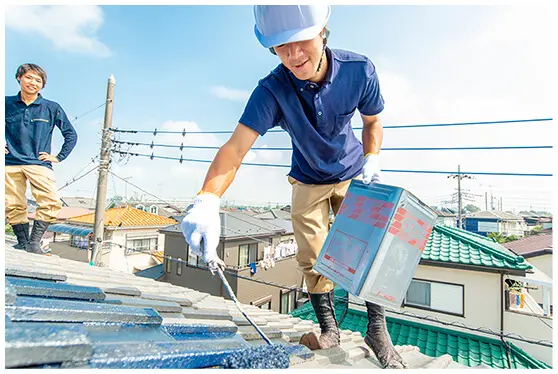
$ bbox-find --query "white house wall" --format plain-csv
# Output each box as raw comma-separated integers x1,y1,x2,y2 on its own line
525,254,553,307
504,310,553,365
99,227,166,273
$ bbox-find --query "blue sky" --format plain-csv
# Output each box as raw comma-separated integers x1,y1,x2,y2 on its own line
4,4,555,212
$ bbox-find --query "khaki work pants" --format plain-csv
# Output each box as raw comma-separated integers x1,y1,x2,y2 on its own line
289,176,354,294
5,165,62,224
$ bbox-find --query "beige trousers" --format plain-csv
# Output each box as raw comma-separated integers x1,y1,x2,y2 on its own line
5,165,62,224
290,176,354,294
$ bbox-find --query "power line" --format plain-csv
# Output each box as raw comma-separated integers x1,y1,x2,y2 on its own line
70,102,108,123
110,149,553,177
111,139,552,152
108,117,553,135
58,165,99,191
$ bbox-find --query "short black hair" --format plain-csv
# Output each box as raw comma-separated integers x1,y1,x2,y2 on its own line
16,63,47,88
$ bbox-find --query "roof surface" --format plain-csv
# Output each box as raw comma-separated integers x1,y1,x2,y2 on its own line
67,206,177,227
503,233,553,256
161,211,286,239
465,210,524,220
60,196,96,209
28,207,93,221
291,289,550,369
423,225,532,271
4,242,465,369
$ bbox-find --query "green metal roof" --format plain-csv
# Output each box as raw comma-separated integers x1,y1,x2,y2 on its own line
291,289,550,369
422,225,532,272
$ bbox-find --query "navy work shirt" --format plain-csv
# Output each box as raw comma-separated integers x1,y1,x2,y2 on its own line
239,47,384,184
5,93,78,168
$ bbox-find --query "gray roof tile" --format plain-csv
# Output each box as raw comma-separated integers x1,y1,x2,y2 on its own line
6,296,162,324
104,294,182,313
6,276,105,301
5,265,68,282
4,243,468,369
5,322,92,368
140,292,194,307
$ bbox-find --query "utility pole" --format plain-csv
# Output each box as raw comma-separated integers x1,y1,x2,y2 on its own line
500,197,503,211
448,165,473,230
485,192,488,210
91,74,116,266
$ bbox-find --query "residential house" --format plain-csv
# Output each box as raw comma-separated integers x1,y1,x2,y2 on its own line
60,196,96,210
125,200,184,218
504,232,553,313
464,210,528,237
28,207,92,223
161,210,303,314
253,208,295,243
293,225,553,367
433,209,457,227
520,213,553,231
5,242,469,369
47,206,176,273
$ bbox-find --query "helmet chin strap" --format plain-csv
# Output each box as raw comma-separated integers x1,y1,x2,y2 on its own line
315,31,328,74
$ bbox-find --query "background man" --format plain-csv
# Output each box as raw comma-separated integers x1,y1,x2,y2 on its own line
5,63,78,254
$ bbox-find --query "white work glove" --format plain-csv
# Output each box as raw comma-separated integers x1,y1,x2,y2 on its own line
181,193,224,273
362,153,382,184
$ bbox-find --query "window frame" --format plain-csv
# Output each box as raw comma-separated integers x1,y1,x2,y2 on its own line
404,278,465,317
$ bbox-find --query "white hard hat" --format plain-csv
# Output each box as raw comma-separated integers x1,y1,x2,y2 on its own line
253,5,331,49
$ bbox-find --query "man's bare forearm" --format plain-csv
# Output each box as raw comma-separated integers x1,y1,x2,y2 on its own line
362,116,383,155
200,143,242,197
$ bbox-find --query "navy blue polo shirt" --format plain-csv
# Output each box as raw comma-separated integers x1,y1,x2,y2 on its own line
239,47,384,184
5,93,78,168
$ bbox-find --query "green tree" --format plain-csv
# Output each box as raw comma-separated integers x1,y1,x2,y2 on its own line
505,235,520,243
464,204,481,213
487,232,506,244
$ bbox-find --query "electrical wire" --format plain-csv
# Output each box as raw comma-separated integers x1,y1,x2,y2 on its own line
70,102,108,123
110,149,553,177
111,139,552,152
58,165,99,191
108,117,553,135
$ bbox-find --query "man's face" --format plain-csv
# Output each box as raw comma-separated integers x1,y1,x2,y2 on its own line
18,71,44,96
274,33,325,81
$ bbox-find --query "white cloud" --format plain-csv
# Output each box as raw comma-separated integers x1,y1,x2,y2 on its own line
5,5,111,58
210,86,251,102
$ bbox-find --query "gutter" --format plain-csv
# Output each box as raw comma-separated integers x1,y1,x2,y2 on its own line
500,272,513,368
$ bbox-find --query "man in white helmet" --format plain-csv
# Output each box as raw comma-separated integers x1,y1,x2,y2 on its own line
181,5,407,368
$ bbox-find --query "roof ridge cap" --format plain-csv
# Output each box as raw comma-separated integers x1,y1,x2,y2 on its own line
434,225,526,264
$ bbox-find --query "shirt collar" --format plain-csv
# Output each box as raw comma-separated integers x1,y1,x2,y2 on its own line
286,47,338,91
17,92,44,105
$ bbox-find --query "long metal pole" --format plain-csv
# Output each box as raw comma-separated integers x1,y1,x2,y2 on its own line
91,74,116,266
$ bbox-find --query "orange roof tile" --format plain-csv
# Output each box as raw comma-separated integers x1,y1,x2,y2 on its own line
67,206,177,227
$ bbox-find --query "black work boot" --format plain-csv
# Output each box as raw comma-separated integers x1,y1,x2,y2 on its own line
11,223,30,250
364,301,408,369
25,220,51,254
299,290,340,350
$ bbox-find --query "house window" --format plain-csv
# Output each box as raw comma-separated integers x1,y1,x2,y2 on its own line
150,205,158,215
251,295,272,310
239,243,258,267
186,245,200,267
177,257,183,275
280,288,297,314
127,237,157,252
405,279,464,316
166,256,172,273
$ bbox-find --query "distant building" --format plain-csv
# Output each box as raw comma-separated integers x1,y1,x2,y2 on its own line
60,196,96,210
504,233,553,313
432,209,456,227
48,206,176,273
464,210,528,237
161,211,301,314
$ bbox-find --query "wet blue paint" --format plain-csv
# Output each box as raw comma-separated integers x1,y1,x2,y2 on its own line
6,276,105,301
